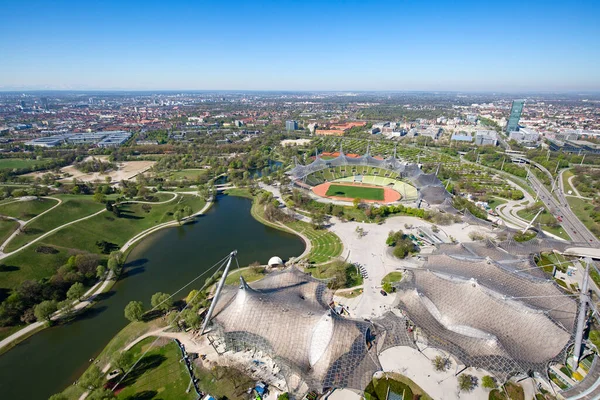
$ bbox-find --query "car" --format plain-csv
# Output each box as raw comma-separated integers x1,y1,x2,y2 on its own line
380,290,388,296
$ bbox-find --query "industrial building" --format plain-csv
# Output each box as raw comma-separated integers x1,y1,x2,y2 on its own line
24,130,131,148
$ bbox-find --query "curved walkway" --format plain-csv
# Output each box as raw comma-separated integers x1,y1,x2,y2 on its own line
0,196,62,252
0,192,180,259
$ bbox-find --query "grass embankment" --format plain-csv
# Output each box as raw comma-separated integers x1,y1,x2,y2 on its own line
223,187,254,199
114,338,196,400
225,266,266,285
285,220,343,264
566,197,600,240
326,184,384,201
382,272,403,285
516,202,571,240
5,195,106,252
365,373,432,400
0,197,58,221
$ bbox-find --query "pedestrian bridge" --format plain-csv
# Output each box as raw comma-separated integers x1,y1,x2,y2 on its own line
562,247,600,260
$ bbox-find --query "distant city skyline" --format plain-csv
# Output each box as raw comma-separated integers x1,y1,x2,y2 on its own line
1,0,599,92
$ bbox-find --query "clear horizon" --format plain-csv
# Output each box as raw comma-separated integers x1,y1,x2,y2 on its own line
2,0,599,92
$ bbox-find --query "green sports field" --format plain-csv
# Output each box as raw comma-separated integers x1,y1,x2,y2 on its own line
326,184,384,200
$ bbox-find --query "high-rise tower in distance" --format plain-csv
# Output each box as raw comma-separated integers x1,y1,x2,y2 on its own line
505,100,524,133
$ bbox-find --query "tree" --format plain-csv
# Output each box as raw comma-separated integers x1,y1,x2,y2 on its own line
184,205,193,217
112,351,134,373
34,300,57,322
58,299,75,316
182,308,201,329
186,289,205,306
433,355,450,371
311,210,326,229
107,257,120,276
67,282,86,301
93,192,106,203
124,301,144,322
353,197,361,208
79,364,103,390
382,282,393,293
151,292,172,313
277,393,290,400
458,374,477,392
96,265,106,279
49,394,68,400
174,210,183,225
481,375,496,390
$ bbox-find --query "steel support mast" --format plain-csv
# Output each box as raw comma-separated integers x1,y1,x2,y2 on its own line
201,250,237,334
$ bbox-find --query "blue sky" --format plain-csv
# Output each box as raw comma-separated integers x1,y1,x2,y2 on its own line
1,0,599,91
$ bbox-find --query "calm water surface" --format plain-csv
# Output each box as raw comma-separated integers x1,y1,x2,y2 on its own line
0,195,304,399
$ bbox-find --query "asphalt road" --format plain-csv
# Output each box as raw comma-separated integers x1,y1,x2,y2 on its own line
524,161,599,246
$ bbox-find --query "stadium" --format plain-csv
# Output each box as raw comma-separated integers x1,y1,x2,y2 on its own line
287,147,452,206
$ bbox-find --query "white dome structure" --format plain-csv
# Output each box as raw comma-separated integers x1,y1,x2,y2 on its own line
268,256,283,267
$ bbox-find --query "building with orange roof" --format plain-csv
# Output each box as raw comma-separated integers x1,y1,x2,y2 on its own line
329,121,367,131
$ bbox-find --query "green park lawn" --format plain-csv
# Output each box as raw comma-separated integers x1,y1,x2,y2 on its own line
0,244,74,289
62,336,197,400
326,184,384,201
4,195,106,252
168,169,209,180
40,194,206,254
114,338,196,400
225,266,266,285
382,271,403,285
0,158,51,171
308,261,363,288
0,197,59,221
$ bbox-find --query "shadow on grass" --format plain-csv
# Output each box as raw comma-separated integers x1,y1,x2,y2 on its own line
0,264,19,272
123,390,158,400
141,310,163,322
117,354,166,388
